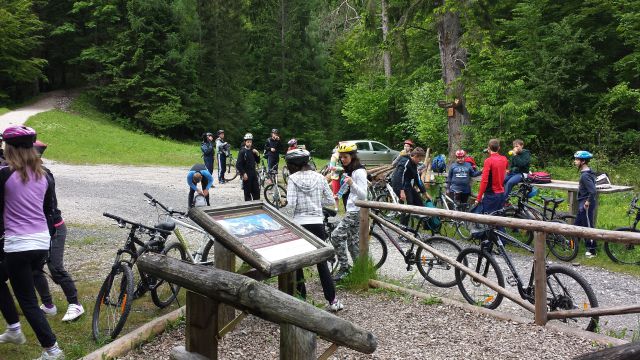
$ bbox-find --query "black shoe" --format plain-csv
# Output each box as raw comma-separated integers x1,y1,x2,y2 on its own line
333,267,350,282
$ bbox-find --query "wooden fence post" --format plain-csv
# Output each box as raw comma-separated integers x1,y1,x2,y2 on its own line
185,291,218,359
359,207,370,262
279,271,316,359
215,242,236,329
533,231,548,326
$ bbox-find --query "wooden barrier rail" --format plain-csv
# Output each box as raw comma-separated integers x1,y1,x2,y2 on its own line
354,200,640,329
137,252,377,359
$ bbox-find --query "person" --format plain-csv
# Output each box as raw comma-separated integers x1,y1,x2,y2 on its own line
447,149,482,205
187,164,214,208
285,148,344,311
392,139,414,166
391,147,430,226
503,139,531,202
287,138,298,152
215,130,229,184
264,128,281,172
474,139,508,215
31,141,84,322
236,133,261,201
327,143,343,210
0,125,64,359
330,142,368,281
0,134,4,162
573,151,597,257
201,132,215,175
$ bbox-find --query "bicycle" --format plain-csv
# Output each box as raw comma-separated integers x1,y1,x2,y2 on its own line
264,164,287,209
454,209,599,331
504,179,579,261
371,174,401,220
93,213,187,341
221,150,239,182
144,193,216,265
256,158,268,188
428,180,474,241
604,195,640,265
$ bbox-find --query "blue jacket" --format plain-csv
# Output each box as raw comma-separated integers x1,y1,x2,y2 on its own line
577,169,596,204
447,162,482,194
187,164,214,191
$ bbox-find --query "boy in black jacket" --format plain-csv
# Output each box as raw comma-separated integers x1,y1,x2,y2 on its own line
264,129,281,173
236,133,261,201
573,151,597,257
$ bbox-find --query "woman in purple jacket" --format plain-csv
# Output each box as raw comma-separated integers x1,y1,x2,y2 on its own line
0,125,64,359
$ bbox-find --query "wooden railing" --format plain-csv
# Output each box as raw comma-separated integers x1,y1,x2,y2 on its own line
137,252,377,360
354,200,640,328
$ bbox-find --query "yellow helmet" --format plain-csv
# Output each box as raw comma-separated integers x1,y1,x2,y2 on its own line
337,142,357,153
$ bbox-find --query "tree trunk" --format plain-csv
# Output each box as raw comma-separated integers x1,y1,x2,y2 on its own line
381,0,392,81
437,3,469,161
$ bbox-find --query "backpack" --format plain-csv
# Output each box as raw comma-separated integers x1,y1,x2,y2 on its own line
431,154,446,173
193,194,208,207
423,200,442,233
528,171,551,184
464,156,477,170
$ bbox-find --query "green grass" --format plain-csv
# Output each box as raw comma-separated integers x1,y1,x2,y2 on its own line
337,256,378,291
0,107,9,116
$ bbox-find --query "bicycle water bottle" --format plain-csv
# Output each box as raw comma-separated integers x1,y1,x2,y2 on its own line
336,181,350,198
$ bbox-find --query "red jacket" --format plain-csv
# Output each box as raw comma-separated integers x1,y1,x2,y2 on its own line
477,152,508,201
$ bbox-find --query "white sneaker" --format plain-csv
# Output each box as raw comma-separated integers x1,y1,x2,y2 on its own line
40,304,57,316
585,251,595,258
0,329,26,344
328,299,344,312
33,350,64,360
61,304,85,322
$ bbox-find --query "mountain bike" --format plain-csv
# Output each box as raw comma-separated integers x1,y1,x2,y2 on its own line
604,195,640,265
371,174,401,220
93,213,187,341
221,151,238,182
428,180,474,241
503,178,578,261
455,209,599,331
264,165,287,209
144,193,216,265
257,159,268,188
370,213,462,287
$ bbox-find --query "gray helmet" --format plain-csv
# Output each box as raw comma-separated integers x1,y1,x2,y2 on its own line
285,148,310,166
243,133,253,140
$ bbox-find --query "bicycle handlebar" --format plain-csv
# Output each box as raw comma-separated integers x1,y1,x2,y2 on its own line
102,212,171,235
144,193,186,216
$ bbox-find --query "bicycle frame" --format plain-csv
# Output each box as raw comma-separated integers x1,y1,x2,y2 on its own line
370,218,420,270
166,216,214,264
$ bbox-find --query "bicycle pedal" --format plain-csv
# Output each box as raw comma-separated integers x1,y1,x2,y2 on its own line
406,265,413,271
506,275,517,286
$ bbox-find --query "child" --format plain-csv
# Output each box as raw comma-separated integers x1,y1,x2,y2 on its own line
447,149,482,205
503,139,531,202
236,133,261,201
287,138,298,152
391,147,430,226
475,139,508,215
573,151,597,257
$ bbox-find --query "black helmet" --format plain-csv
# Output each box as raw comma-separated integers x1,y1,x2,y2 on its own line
271,128,279,134
216,130,224,136
285,149,310,166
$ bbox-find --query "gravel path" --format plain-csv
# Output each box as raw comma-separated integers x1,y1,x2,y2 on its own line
42,161,638,358
0,90,75,131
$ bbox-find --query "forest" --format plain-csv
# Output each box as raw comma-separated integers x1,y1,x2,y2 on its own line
1,0,639,163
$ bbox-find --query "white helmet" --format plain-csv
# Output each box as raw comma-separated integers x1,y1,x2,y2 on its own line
243,133,253,140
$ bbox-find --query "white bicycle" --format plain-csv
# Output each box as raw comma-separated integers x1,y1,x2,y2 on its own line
144,193,215,264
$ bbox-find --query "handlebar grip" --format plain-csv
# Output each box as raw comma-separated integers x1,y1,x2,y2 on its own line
103,212,122,221
144,193,153,199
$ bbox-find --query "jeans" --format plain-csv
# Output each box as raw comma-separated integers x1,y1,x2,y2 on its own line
33,223,79,305
267,155,278,173
575,200,597,253
481,192,505,215
5,250,57,347
217,153,227,182
503,173,523,202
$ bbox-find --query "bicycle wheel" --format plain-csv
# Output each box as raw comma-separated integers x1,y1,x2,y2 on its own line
223,158,238,181
455,247,504,309
282,166,289,185
604,227,640,265
546,265,599,331
368,232,388,270
199,238,216,264
546,220,579,262
514,211,535,245
264,184,288,208
92,263,134,341
151,242,187,308
415,235,462,288
455,220,474,241
375,193,399,220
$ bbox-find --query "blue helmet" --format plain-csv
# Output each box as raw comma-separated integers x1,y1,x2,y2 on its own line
573,150,593,160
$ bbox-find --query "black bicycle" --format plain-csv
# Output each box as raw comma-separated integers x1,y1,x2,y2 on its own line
455,209,599,331
604,195,640,265
264,165,287,209
221,149,238,182
92,213,187,342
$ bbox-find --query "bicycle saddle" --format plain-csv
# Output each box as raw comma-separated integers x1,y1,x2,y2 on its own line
155,221,176,232
323,207,337,218
540,196,564,204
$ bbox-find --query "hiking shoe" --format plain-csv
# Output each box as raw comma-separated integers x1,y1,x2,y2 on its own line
332,267,350,282
61,304,85,322
33,350,64,360
328,299,344,312
40,304,57,316
0,329,26,345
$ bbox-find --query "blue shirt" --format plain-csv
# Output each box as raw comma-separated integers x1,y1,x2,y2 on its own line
447,162,482,194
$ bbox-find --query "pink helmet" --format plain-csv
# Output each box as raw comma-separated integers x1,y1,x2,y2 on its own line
455,149,466,158
2,125,36,148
